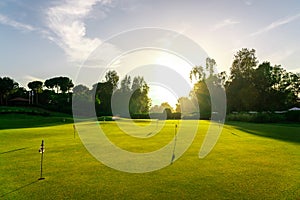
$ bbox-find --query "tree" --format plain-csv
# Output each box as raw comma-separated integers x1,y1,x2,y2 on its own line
161,102,174,112
150,102,174,113
28,81,43,104
188,58,227,118
190,65,205,82
73,84,91,103
189,61,214,118
0,77,19,105
131,76,145,91
44,76,74,105
190,80,211,116
206,57,216,77
72,84,92,117
44,78,56,92
150,105,163,113
226,48,298,112
290,73,300,101
112,75,151,117
112,75,132,117
230,48,258,80
11,87,27,99
163,108,172,119
44,77,73,94
58,77,74,94
176,96,198,118
130,76,145,114
120,75,131,92
93,81,114,116
129,76,151,114
226,48,258,112
105,70,119,90
73,84,90,95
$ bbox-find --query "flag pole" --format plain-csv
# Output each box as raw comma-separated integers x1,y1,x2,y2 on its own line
73,124,76,139
171,124,178,164
38,140,45,180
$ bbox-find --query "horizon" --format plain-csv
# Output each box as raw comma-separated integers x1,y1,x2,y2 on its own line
1,1,300,88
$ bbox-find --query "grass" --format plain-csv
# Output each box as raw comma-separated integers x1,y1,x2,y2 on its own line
0,106,73,129
0,114,299,199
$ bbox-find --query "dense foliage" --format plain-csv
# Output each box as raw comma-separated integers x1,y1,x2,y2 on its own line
1,48,299,121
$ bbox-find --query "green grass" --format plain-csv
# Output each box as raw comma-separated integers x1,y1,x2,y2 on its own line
0,115,299,199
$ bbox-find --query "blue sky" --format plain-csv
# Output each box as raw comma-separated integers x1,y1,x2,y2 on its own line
1,0,300,92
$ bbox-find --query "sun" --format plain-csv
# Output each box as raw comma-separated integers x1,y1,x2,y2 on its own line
148,84,178,109
108,49,195,110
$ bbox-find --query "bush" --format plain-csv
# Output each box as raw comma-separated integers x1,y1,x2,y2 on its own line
226,112,286,123
130,113,150,119
0,106,51,116
199,111,211,120
172,112,181,119
98,116,114,121
131,112,181,120
149,113,166,120
286,111,300,122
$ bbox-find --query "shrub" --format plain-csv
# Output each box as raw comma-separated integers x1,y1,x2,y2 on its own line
130,113,150,119
98,116,114,121
226,112,286,123
285,111,300,122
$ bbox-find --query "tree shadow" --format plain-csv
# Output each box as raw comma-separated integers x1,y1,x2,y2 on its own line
0,147,28,154
0,114,74,130
0,180,39,198
227,122,300,144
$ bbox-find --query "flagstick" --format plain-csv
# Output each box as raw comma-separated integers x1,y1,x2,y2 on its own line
171,124,178,164
39,140,45,180
39,151,44,180
73,124,76,139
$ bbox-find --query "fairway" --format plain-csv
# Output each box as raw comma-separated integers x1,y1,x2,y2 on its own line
1,116,299,199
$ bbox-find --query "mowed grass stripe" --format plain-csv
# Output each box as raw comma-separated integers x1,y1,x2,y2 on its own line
0,118,299,199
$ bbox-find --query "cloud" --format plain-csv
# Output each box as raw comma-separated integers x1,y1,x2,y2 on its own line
250,13,300,37
0,13,36,32
45,0,112,63
212,19,239,31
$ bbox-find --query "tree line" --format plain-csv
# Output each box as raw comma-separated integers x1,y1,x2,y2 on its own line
73,71,151,117
0,76,75,113
187,48,299,116
0,48,299,117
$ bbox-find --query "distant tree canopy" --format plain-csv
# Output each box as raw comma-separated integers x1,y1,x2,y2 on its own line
93,81,114,116
178,48,300,118
187,57,226,119
105,70,119,90
0,77,19,105
150,102,174,113
44,76,74,93
112,75,151,117
1,48,299,117
28,81,43,104
28,81,43,92
226,48,299,112
73,71,151,117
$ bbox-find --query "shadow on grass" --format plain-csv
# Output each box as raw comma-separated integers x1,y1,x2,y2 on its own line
0,147,28,154
0,114,74,130
0,180,40,198
227,122,300,144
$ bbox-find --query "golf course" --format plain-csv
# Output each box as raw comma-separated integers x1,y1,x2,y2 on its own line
1,113,299,199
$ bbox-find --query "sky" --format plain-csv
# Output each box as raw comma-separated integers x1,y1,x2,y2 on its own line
1,0,300,107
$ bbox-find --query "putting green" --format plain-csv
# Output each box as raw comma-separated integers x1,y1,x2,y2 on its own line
0,117,299,199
